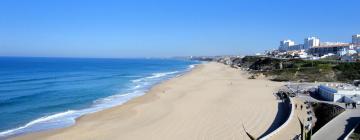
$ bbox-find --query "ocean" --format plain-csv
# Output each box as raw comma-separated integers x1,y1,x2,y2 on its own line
0,57,198,139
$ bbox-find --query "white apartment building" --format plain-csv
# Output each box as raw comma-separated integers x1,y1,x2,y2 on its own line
304,37,320,49
277,35,360,58
309,43,353,57
320,42,349,46
352,34,360,45
279,40,295,52
279,37,319,52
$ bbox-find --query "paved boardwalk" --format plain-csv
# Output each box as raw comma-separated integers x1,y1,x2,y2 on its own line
277,84,360,140
269,97,310,140
298,95,360,140
312,109,360,140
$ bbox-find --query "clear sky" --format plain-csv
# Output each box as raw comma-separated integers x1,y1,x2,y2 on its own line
0,0,359,58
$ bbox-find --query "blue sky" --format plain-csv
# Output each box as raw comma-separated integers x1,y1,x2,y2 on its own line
0,0,359,58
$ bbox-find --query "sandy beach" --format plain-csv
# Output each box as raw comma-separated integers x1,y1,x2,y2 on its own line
13,62,283,140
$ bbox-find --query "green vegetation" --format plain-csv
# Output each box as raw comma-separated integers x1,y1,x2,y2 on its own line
334,63,360,82
238,56,360,82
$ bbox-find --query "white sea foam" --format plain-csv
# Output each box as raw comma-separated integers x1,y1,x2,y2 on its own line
131,79,142,83
0,69,190,139
131,71,180,83
188,64,195,69
0,110,77,138
147,71,179,79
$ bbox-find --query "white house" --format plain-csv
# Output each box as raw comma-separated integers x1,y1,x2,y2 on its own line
318,84,360,104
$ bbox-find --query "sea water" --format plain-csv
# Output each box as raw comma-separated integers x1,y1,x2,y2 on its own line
0,57,198,139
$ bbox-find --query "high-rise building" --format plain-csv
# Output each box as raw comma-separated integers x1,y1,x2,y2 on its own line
352,34,360,45
304,37,320,49
279,40,295,51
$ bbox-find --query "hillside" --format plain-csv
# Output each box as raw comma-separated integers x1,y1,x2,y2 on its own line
233,56,360,82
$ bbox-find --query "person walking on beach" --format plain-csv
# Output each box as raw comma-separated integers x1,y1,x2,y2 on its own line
300,105,303,110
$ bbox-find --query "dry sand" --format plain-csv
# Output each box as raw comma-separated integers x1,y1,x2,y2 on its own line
13,62,283,140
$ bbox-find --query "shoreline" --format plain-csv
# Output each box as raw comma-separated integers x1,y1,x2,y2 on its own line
1,63,197,139
6,63,200,139
13,62,284,140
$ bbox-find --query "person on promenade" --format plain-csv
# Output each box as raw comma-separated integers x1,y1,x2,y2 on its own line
351,102,354,109
352,102,357,109
345,103,348,109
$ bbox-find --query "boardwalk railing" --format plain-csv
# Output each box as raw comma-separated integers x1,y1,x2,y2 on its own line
344,122,360,140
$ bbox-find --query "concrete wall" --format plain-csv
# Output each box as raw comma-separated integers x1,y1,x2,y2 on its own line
334,94,343,102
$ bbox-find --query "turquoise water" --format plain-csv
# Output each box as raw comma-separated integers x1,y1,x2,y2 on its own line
0,57,198,139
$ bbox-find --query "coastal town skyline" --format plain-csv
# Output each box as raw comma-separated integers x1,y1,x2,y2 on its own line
1,0,359,58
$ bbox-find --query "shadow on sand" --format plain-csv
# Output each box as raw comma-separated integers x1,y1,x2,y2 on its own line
259,100,292,138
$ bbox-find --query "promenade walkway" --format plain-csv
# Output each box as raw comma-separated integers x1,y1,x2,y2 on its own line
312,108,360,140
297,95,360,140
273,84,360,140
269,97,311,140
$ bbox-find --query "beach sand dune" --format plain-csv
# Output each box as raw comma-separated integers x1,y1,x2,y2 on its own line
14,62,283,140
